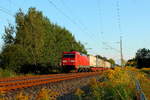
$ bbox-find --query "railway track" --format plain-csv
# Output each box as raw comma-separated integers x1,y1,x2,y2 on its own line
0,72,100,93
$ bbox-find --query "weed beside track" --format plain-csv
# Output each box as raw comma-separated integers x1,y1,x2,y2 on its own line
74,67,150,100
0,72,101,100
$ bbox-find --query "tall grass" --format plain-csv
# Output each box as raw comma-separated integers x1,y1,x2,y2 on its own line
74,67,144,100
140,68,150,75
74,67,150,100
87,67,136,100
0,88,59,100
0,68,16,78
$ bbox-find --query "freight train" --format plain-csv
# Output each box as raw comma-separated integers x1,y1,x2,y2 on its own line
61,51,112,72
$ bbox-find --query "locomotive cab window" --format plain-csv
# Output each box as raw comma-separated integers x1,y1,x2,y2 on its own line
63,54,75,58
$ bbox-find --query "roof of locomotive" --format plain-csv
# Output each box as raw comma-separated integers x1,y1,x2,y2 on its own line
63,51,80,54
63,51,88,56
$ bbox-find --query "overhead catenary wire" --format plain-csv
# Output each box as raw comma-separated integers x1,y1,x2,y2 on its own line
0,7,14,17
6,0,120,50
0,0,21,18
97,0,104,40
8,0,25,9
47,0,105,52
8,0,12,14
47,0,83,29
47,0,98,40
58,0,120,53
0,0,125,66
58,0,109,55
2,0,121,55
59,0,96,32
116,0,122,35
116,0,124,66
1,0,99,52
102,42,120,52
97,0,120,53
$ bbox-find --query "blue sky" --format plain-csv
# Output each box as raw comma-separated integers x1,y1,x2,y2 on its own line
0,0,150,63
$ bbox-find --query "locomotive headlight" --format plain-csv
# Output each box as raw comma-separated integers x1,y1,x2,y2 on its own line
63,60,67,62
70,60,75,62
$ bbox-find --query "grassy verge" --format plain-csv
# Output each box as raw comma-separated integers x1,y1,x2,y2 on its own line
137,68,150,99
1,67,150,100
0,88,59,100
75,67,150,100
0,68,36,78
140,68,150,76
0,68,17,78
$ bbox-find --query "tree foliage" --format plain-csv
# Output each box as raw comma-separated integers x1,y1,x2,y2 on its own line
0,8,87,74
109,58,115,65
135,48,150,68
125,58,136,67
2,23,15,45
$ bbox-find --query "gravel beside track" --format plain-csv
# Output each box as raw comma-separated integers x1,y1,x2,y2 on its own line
0,72,101,100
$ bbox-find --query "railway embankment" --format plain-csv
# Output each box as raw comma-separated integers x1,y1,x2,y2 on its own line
1,67,149,100
73,67,150,100
0,72,101,100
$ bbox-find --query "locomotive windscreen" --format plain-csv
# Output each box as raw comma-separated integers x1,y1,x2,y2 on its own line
63,54,75,58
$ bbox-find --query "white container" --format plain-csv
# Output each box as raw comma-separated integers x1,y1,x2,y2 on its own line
88,55,96,67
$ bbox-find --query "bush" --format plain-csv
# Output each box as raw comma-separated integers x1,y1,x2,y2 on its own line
76,67,138,100
0,68,16,78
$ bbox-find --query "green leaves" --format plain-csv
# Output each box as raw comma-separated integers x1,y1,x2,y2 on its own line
2,23,15,45
1,45,27,72
135,48,150,68
1,7,87,74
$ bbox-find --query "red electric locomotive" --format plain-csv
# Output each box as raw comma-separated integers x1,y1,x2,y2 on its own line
62,51,112,72
62,51,89,72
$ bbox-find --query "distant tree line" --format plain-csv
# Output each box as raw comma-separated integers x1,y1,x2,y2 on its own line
126,48,150,68
0,8,87,74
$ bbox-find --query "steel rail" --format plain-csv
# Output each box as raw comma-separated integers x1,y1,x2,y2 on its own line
0,72,93,86
0,73,69,83
0,73,74,85
0,72,100,92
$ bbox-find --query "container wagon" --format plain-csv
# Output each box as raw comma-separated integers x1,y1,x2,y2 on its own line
61,51,111,72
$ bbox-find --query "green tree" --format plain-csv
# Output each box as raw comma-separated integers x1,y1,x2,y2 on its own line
0,45,27,72
1,8,87,74
109,58,115,65
135,48,150,68
125,58,136,67
15,8,46,67
2,23,15,45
